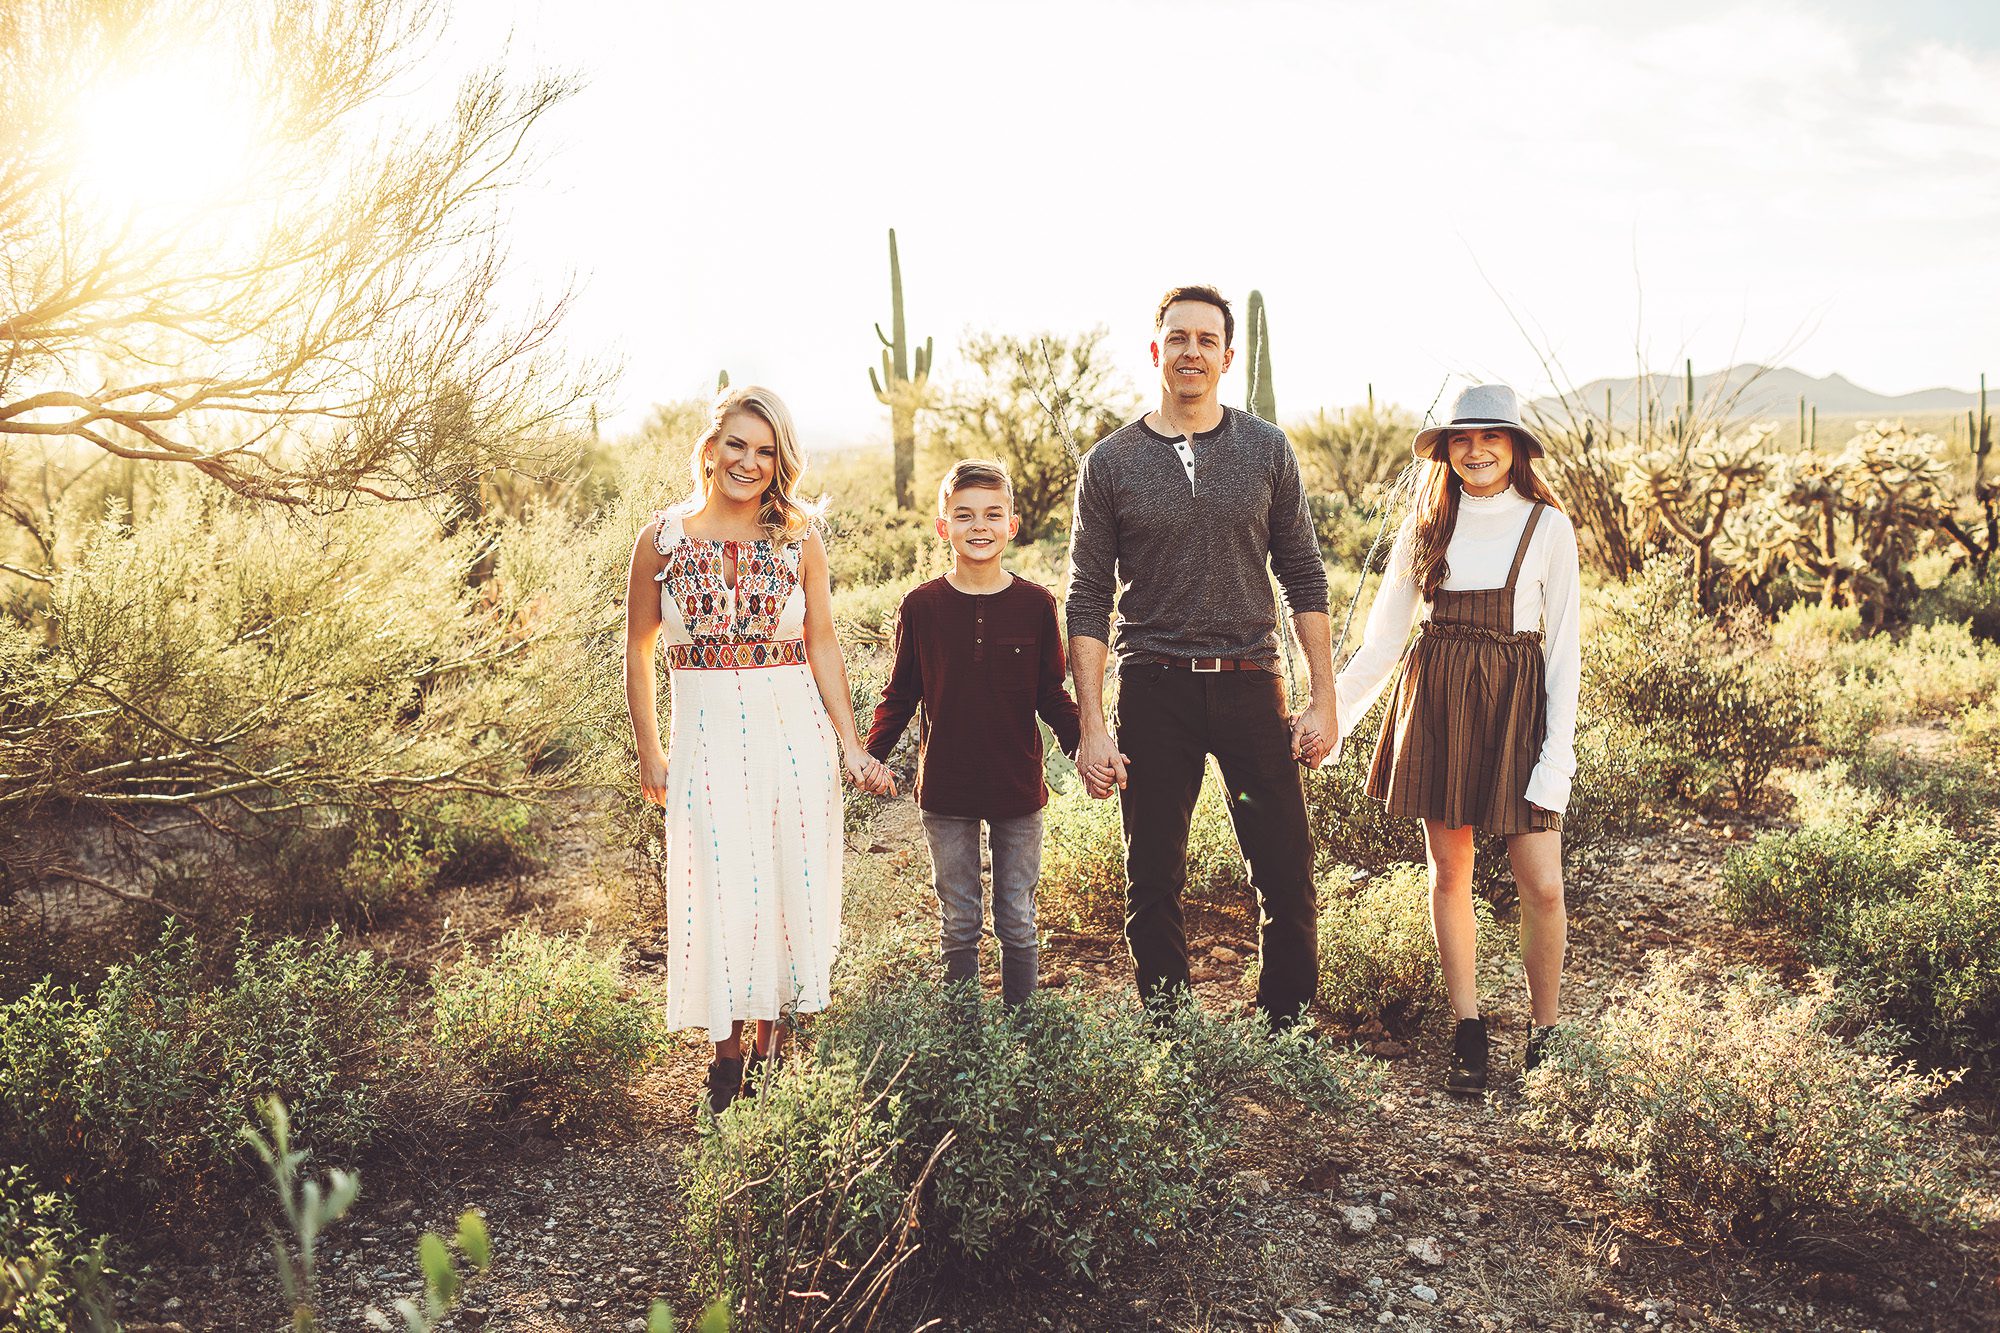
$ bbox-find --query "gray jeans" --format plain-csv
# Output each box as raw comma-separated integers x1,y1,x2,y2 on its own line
918,809,1043,1007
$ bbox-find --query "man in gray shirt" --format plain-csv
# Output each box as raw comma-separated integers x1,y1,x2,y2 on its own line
1067,285,1335,1027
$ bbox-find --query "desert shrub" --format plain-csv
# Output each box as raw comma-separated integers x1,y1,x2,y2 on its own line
819,499,939,589
1822,871,2000,1068
0,923,409,1223
1039,772,1247,930
682,1058,921,1329
1315,864,1496,1022
830,577,905,650
690,946,1376,1304
1841,740,1994,829
0,1167,109,1333
1803,617,2000,731
1916,564,2000,642
431,927,664,1122
1716,806,1958,935
1588,562,1815,806
1521,957,1970,1243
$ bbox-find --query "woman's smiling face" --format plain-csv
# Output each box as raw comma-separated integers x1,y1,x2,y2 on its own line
1446,426,1515,497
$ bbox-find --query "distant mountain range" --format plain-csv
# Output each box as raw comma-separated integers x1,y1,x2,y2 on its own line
1532,365,1980,421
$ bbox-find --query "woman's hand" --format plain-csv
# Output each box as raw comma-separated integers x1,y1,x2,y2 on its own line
639,748,669,807
844,746,898,797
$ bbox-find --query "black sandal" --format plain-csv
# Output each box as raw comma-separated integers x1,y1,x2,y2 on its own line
1445,1017,1489,1096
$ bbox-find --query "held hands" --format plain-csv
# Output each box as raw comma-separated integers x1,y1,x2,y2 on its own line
843,745,898,797
1077,728,1129,800
1289,696,1339,769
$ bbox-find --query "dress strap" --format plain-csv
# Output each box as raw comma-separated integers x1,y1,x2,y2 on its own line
651,507,686,557
1502,503,1546,591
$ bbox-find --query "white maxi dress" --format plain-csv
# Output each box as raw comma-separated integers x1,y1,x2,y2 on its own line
652,507,843,1039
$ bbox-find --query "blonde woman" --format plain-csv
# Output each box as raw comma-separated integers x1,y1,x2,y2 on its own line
624,385,893,1117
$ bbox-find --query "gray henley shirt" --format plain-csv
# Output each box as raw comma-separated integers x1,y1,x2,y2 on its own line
1065,406,1329,667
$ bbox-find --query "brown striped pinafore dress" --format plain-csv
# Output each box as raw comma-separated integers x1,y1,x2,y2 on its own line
1366,502,1560,835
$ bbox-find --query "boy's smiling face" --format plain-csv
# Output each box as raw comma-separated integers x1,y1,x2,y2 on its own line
936,483,1018,567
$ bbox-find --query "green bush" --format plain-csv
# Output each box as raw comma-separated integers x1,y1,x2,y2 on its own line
1716,807,1959,936
431,927,664,1122
0,1167,109,1333
0,923,409,1223
1039,771,1248,931
1823,871,2000,1068
1916,564,2000,643
1315,864,1495,1022
1522,957,1970,1243
688,944,1376,1307
1588,564,1816,806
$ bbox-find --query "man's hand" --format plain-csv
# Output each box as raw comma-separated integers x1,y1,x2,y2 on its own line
1077,728,1130,799
1289,696,1338,769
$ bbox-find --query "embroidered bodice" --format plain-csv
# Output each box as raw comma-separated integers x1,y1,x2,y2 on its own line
653,508,805,648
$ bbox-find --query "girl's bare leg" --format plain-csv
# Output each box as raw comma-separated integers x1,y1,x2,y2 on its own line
1507,829,1565,1027
716,1022,745,1061
1423,820,1481,1021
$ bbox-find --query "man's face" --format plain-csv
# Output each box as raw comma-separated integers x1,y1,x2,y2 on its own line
1151,301,1232,404
935,484,1018,565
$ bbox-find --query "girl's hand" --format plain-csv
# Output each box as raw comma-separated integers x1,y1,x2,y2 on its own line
639,749,669,807
844,748,897,797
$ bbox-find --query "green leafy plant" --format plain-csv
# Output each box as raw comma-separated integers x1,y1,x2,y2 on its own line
1315,864,1495,1022
243,1097,491,1333
431,927,664,1122
0,923,410,1224
1522,957,1972,1244
0,1167,112,1333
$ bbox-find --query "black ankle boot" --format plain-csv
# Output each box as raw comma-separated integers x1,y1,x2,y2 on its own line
741,1046,777,1100
1446,1017,1489,1096
702,1056,745,1117
1524,1024,1560,1073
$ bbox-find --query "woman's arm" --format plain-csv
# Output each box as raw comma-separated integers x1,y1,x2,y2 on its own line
1329,526,1423,757
624,521,669,806
800,528,895,795
1525,517,1582,813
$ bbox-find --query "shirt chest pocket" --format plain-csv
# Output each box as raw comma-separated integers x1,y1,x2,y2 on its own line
990,636,1038,691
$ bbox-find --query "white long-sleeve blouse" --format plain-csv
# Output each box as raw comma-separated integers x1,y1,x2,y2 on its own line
1331,486,1583,813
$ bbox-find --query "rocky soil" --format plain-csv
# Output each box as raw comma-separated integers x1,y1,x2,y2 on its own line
107,801,2000,1333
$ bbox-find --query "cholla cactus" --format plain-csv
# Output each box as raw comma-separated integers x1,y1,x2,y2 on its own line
1620,424,1779,607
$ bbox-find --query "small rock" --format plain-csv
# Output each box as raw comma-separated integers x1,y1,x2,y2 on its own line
1372,1039,1408,1059
1876,1292,1914,1314
1411,1284,1439,1304
1284,1309,1325,1327
1236,1168,1273,1197
1405,1236,1445,1267
1376,1312,1395,1326
1208,944,1243,963
1338,1204,1379,1235
1276,1315,1302,1333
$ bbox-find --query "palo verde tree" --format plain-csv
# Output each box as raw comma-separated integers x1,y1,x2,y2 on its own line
927,328,1133,542
0,0,597,515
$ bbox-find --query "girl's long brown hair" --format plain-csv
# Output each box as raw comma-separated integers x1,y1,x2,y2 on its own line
1407,434,1562,600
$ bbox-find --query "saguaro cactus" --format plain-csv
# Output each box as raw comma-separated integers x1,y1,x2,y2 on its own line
1244,290,1276,422
867,228,932,509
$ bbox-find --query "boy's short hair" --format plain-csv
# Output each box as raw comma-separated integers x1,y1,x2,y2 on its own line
937,458,1014,515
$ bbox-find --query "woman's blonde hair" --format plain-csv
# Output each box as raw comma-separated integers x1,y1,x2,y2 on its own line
687,385,819,543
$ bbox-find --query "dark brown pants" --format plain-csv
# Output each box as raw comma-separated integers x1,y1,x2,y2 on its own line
1114,664,1318,1025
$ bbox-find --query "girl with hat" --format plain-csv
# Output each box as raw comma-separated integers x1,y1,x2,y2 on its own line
1331,383,1581,1094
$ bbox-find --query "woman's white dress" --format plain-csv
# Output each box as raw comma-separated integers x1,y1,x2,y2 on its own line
653,507,842,1039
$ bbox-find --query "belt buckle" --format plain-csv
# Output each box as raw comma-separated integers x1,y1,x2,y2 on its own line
1191,656,1222,673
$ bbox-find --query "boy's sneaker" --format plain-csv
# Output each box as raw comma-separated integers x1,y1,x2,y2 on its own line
1445,1017,1489,1096
701,1056,744,1118
1523,1024,1561,1074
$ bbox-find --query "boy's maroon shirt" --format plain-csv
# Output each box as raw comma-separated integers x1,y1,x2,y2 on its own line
866,574,1082,818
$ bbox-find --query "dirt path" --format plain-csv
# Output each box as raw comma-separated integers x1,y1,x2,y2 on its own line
117,805,1999,1333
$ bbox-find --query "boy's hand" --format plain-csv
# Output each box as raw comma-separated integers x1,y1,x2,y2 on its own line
1077,730,1128,799
845,749,898,797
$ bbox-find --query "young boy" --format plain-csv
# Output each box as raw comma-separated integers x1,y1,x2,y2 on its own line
867,459,1082,1006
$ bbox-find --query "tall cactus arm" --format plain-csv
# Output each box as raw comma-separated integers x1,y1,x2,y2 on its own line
876,322,894,349
870,362,889,404
913,336,933,386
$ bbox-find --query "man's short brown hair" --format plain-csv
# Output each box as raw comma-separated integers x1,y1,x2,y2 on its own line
937,458,1013,515
1155,285,1234,348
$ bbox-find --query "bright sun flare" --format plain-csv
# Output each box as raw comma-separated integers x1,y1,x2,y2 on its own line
68,62,261,217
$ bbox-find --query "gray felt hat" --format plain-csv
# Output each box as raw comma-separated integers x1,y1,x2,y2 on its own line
1412,383,1546,461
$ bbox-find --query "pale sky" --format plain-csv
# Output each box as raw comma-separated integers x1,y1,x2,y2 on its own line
438,0,2000,444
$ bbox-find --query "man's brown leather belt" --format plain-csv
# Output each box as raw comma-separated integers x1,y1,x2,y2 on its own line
1123,654,1270,673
